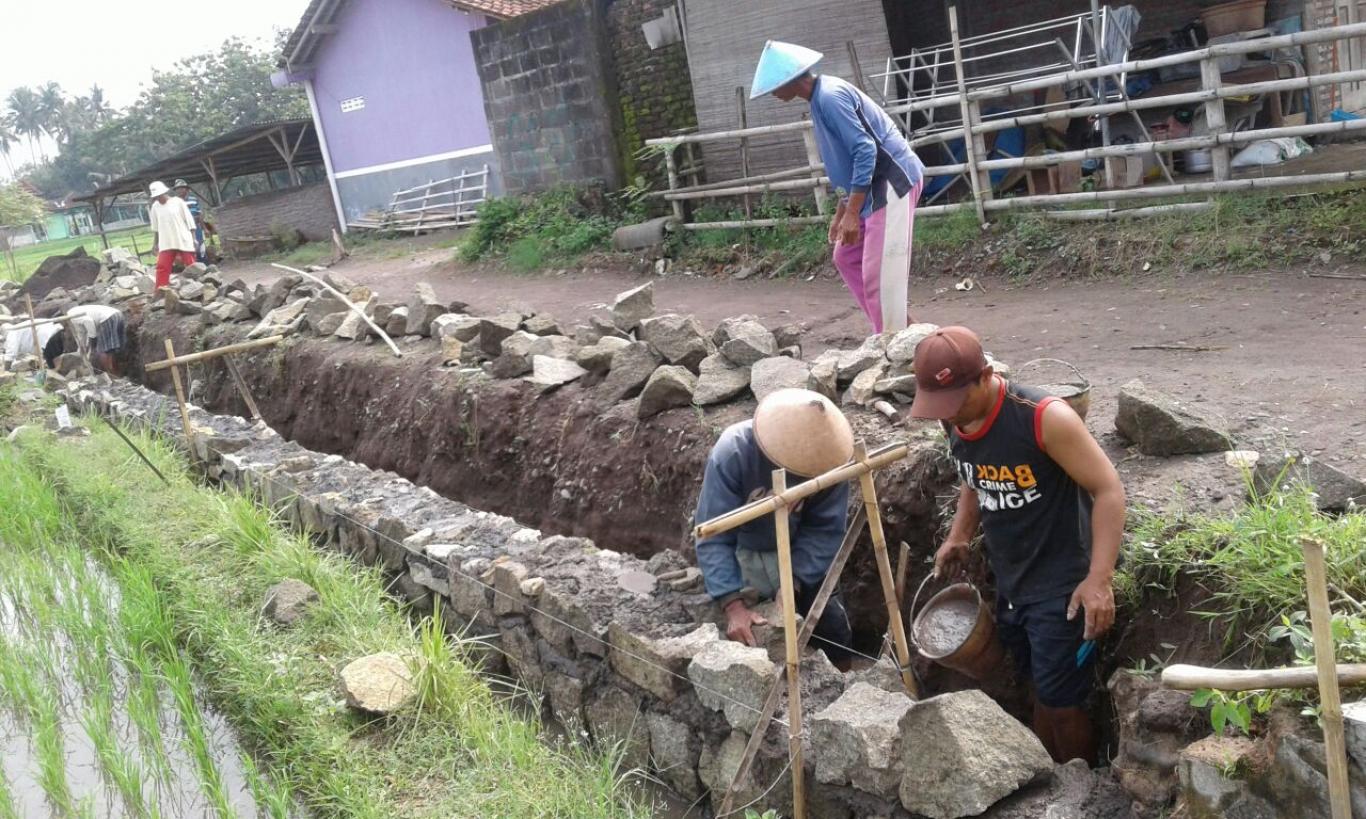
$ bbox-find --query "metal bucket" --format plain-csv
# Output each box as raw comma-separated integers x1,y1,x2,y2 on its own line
1019,358,1091,420
908,578,1007,681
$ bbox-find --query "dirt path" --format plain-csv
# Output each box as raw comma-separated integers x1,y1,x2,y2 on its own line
229,251,1366,477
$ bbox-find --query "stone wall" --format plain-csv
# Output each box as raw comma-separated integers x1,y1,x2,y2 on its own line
604,0,699,190
60,375,1108,818
213,183,339,252
472,0,624,195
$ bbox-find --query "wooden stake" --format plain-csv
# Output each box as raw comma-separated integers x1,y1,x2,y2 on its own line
772,468,805,819
223,355,261,420
1302,536,1351,819
163,338,196,453
24,295,44,376
145,335,283,372
855,442,920,698
895,541,911,607
717,508,867,818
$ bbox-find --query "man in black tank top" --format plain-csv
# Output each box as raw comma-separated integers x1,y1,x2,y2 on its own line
910,326,1126,766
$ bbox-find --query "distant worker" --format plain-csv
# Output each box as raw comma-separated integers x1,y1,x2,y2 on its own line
911,326,1125,766
174,179,206,262
148,180,197,292
66,304,126,375
694,388,855,670
750,41,926,334
2,317,63,369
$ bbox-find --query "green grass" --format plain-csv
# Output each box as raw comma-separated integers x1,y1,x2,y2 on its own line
459,187,625,271
1,226,153,283
7,416,650,818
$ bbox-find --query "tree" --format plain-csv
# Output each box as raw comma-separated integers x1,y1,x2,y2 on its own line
0,182,46,227
6,87,44,166
36,82,66,149
0,116,17,178
87,85,110,125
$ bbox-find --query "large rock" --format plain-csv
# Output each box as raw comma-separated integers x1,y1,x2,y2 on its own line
205,300,253,324
898,690,1053,818
811,682,914,797
431,313,481,343
712,314,760,346
807,350,841,400
648,711,703,799
575,336,631,374
845,361,887,407
1253,451,1366,511
304,291,349,332
638,365,696,418
315,312,348,336
687,639,775,732
611,282,654,331
523,314,562,336
885,322,940,366
528,334,576,360
527,355,588,389
718,319,778,366
608,623,718,701
479,313,522,357
262,578,319,626
23,246,101,302
1107,670,1206,810
598,342,662,402
492,331,540,378
339,652,416,714
837,336,889,383
384,306,410,337
750,356,812,402
404,282,444,336
249,297,308,339
333,297,376,340
583,685,650,771
1177,735,1262,816
1115,380,1230,456
693,354,751,406
639,314,711,372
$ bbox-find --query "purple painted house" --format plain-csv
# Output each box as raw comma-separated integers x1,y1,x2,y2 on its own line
277,0,558,228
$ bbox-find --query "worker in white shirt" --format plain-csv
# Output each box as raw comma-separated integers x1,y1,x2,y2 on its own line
2,318,63,369
66,304,126,374
148,180,197,291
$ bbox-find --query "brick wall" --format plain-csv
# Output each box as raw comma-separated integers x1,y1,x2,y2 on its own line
605,0,699,189
473,0,624,196
214,183,338,252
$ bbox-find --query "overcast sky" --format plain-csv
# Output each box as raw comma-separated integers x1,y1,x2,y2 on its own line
2,0,308,110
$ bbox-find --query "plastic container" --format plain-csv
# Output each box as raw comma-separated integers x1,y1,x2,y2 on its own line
1201,0,1266,38
1183,149,1214,174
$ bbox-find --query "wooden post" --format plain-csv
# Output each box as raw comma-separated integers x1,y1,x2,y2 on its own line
663,145,685,222
801,128,829,215
948,5,988,226
163,338,196,452
736,87,753,221
772,468,806,819
1302,536,1352,819
145,335,284,371
1200,57,1232,181
223,356,262,420
854,442,921,698
23,295,44,376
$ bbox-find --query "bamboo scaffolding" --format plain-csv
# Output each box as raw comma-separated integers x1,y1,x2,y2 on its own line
145,335,284,372
163,338,196,451
772,468,806,818
855,443,919,697
1303,537,1351,819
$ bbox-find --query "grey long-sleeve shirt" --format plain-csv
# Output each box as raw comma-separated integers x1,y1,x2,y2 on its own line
693,421,850,604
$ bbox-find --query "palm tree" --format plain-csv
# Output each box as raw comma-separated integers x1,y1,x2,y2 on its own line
87,85,110,125
0,116,17,178
6,87,43,166
36,82,66,150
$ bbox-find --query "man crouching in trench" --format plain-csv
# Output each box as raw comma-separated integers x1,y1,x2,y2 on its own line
693,388,856,672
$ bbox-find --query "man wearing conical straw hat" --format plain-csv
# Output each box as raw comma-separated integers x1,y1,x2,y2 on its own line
694,388,856,670
750,41,926,334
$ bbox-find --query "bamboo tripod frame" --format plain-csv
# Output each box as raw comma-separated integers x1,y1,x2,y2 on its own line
154,336,281,454
697,440,919,816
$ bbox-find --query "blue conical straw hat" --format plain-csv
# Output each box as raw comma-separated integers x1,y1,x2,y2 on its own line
749,40,824,99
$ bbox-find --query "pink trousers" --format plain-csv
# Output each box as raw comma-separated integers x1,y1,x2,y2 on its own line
832,178,923,334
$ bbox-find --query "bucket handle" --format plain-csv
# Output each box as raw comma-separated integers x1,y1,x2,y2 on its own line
907,571,955,650
1018,357,1089,389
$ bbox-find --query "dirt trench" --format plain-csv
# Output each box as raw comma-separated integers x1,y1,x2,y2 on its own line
126,312,957,642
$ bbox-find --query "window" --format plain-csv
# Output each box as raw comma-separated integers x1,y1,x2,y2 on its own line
340,96,366,113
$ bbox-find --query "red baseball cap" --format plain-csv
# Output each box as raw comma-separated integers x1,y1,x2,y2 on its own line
909,326,989,419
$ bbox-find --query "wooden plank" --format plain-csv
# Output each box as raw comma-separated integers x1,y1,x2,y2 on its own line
146,335,284,372
224,355,262,420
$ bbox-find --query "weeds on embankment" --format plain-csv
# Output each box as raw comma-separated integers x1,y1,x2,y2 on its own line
5,417,650,818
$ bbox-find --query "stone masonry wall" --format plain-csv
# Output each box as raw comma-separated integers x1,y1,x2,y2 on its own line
213,182,338,252
472,0,624,196
59,376,1097,819
604,0,699,191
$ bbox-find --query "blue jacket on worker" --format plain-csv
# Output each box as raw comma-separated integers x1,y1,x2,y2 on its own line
694,420,850,604
808,74,925,219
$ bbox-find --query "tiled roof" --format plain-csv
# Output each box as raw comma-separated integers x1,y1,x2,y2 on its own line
446,0,561,17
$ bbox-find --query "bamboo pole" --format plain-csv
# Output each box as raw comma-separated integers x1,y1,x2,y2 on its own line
680,216,830,231
1162,663,1366,691
663,146,685,222
146,335,284,372
948,5,988,226
24,295,44,376
854,442,920,698
665,176,829,201
716,508,868,818
695,442,909,538
224,355,262,420
1303,537,1351,819
271,264,402,358
163,338,196,452
979,169,1366,211
1041,201,1214,221
1201,57,1231,182
772,468,806,819
737,87,753,221
801,128,828,215
648,164,825,198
